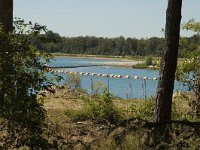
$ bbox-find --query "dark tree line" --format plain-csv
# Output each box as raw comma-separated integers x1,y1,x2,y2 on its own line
30,30,200,57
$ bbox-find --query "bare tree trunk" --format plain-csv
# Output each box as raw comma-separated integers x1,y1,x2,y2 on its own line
156,0,182,123
0,0,13,33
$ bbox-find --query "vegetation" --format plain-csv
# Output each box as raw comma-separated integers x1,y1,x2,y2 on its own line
29,30,200,58
41,85,200,149
1,0,200,148
0,19,56,149
80,88,120,123
176,18,200,118
145,56,153,66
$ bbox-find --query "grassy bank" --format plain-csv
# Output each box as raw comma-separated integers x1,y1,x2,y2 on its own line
1,85,200,149
41,85,200,149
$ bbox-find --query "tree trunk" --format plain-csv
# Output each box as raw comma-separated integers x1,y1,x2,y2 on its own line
0,0,13,33
156,0,182,123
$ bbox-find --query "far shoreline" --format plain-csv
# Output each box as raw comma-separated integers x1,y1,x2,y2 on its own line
50,52,147,61
50,53,148,67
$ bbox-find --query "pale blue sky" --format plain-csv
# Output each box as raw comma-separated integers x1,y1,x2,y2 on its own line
14,0,200,38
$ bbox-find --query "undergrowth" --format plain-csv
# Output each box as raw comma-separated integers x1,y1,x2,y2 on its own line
77,88,120,123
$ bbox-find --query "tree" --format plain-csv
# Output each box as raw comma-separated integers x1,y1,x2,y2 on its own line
177,19,200,117
0,0,13,33
156,0,182,122
182,19,200,34
0,18,54,148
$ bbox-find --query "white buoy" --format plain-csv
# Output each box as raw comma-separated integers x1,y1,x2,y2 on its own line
110,74,114,77
125,75,130,78
143,77,148,80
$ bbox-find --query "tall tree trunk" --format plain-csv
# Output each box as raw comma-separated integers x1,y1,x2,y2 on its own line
0,0,13,33
156,0,182,122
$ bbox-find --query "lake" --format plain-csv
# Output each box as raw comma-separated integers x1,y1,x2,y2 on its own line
48,56,185,99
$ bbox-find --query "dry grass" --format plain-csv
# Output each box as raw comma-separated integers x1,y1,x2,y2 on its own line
43,86,195,123
40,85,200,149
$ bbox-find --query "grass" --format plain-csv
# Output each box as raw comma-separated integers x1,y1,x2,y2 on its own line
42,86,200,149
43,85,195,123
1,84,199,149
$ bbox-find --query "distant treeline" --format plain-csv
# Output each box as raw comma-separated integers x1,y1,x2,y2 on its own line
30,31,200,57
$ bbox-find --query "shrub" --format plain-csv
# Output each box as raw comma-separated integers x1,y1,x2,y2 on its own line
145,56,153,66
0,18,54,148
81,88,120,123
128,96,186,121
129,96,155,121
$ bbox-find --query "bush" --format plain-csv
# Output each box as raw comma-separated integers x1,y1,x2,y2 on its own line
128,96,186,121
81,88,120,123
0,19,54,148
129,96,155,121
145,56,153,66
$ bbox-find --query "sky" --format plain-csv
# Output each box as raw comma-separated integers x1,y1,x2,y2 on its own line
14,0,200,39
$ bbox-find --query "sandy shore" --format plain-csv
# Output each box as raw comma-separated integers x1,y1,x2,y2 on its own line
88,60,145,67
53,55,145,67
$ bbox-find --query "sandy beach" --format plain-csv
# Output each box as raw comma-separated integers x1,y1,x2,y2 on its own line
87,59,145,67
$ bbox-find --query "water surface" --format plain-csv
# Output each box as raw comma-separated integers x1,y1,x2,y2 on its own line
48,57,184,98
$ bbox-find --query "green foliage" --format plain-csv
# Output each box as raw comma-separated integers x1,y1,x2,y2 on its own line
181,18,200,56
29,30,200,57
182,18,200,33
177,19,200,117
177,57,200,116
128,96,189,121
80,88,120,123
129,97,155,121
0,18,54,147
31,32,167,56
145,56,153,66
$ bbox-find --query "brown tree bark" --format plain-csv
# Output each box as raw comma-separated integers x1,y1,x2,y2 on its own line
156,0,182,123
0,0,13,33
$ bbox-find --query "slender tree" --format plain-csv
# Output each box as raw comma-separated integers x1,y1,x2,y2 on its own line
156,0,182,122
0,0,13,33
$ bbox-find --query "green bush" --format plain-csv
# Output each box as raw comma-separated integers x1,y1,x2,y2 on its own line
128,96,186,121
129,96,155,121
145,56,153,66
80,88,120,123
0,19,54,148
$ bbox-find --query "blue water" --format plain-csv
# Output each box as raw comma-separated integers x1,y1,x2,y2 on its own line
50,56,129,67
48,56,185,99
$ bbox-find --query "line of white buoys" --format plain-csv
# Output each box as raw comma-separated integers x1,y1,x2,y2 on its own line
47,69,194,82
143,77,148,80
102,74,109,77
79,72,84,75
110,74,114,77
125,75,130,78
